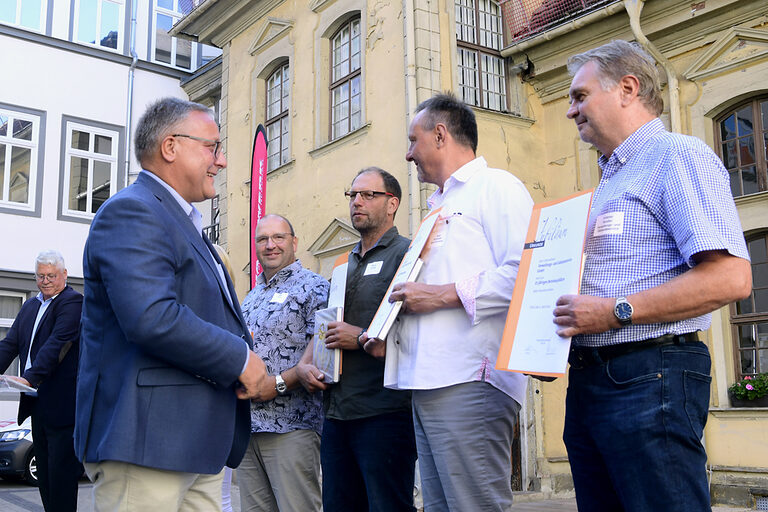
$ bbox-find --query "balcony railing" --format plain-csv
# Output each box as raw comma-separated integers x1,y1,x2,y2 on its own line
501,0,616,44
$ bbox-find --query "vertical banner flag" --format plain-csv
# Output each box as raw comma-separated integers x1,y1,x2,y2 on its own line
250,124,268,289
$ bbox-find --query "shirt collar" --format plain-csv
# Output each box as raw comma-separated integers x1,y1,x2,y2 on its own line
141,170,204,235
35,291,60,304
257,259,303,286
598,118,665,176
428,156,485,209
351,226,400,256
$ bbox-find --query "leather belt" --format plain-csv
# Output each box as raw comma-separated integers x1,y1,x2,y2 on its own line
569,332,700,367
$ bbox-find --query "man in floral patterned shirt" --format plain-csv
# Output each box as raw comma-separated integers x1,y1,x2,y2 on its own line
238,214,329,512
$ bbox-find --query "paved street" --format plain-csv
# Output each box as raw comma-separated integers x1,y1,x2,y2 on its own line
0,479,754,511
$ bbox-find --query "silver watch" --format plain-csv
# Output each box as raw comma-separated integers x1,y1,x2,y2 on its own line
274,374,288,395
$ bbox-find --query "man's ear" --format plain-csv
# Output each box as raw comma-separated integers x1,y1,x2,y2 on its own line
387,196,400,217
434,123,448,148
618,74,641,107
159,135,178,163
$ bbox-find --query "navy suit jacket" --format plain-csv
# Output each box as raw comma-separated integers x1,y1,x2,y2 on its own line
75,172,252,474
0,286,82,427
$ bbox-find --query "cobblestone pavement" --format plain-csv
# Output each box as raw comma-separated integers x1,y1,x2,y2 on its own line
0,479,754,511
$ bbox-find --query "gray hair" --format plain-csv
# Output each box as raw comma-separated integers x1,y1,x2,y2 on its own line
35,250,65,270
567,40,664,116
134,97,213,165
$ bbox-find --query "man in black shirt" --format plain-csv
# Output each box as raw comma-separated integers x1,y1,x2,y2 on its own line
297,167,416,512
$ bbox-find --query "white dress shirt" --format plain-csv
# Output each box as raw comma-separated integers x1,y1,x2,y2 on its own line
24,292,58,371
384,157,533,405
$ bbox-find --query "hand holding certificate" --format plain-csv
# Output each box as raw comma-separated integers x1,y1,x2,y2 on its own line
496,189,593,377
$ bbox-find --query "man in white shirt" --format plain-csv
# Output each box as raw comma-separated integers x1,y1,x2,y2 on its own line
368,93,533,511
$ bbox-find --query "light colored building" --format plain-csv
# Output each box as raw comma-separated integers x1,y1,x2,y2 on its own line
0,0,220,419
175,0,768,506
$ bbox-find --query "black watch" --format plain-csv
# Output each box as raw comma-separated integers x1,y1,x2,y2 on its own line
614,297,633,326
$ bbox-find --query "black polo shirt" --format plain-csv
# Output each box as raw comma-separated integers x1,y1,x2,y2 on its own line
324,226,411,420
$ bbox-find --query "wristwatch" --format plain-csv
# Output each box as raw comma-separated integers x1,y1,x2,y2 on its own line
614,297,634,326
274,374,288,395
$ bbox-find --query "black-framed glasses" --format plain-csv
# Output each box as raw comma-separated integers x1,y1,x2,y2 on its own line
172,134,223,158
35,273,59,282
255,233,294,246
344,190,394,201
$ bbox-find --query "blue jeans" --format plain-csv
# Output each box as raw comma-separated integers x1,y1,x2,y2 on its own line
321,410,417,512
563,341,712,511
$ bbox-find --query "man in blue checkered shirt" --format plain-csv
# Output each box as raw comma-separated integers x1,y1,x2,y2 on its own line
553,40,752,511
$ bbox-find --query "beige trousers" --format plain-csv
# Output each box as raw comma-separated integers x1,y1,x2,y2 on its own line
84,460,225,512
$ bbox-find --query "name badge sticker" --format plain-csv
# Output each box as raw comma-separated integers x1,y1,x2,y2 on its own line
364,261,383,276
593,212,624,236
270,292,289,303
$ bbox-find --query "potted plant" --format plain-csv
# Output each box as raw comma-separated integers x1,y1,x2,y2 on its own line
728,373,768,407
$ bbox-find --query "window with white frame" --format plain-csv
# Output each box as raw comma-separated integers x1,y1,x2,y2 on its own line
63,122,119,218
0,108,40,210
330,17,361,140
0,291,26,377
74,0,124,51
266,63,290,170
0,0,47,31
456,0,508,112
153,0,195,70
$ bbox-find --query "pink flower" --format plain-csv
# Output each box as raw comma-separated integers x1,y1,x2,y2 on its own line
745,376,752,380
746,384,754,391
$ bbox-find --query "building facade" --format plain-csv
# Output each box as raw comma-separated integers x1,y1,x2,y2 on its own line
0,0,219,418
175,0,768,505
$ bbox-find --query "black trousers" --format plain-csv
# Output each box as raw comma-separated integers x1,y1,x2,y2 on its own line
31,419,83,512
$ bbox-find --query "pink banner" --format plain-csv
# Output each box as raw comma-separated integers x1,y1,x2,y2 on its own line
250,125,268,289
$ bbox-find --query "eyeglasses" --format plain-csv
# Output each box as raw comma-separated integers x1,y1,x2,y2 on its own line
35,273,59,282
255,233,294,246
344,190,395,202
172,134,223,158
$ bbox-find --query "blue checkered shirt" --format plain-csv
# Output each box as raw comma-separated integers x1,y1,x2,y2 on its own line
575,118,749,347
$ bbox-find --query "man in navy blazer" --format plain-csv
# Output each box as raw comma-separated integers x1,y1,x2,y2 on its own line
0,250,83,512
75,97,268,510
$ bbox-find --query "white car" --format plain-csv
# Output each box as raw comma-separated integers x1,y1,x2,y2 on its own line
0,418,36,485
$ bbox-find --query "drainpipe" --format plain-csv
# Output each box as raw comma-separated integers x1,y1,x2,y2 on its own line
403,0,421,236
623,0,682,133
124,0,139,188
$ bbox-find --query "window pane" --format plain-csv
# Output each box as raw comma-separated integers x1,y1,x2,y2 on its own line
755,288,768,314
69,156,89,212
100,0,120,49
71,130,90,150
94,134,112,155
91,160,111,213
20,0,42,30
762,100,768,132
742,165,758,195
728,169,741,197
739,137,755,165
281,117,289,164
155,13,173,64
9,146,30,203
12,119,32,140
722,141,737,169
0,144,5,196
740,347,755,375
78,0,98,44
0,114,7,136
0,1,15,24
0,295,22,318
736,105,753,136
749,238,767,263
157,0,173,8
176,37,192,69
736,294,753,315
350,20,360,72
753,264,768,288
720,114,736,140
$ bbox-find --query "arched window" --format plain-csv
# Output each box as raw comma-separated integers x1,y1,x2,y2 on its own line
455,0,507,111
715,96,768,198
266,62,290,170
731,233,768,378
330,17,361,140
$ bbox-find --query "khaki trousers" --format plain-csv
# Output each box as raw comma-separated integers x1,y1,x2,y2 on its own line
84,461,225,512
